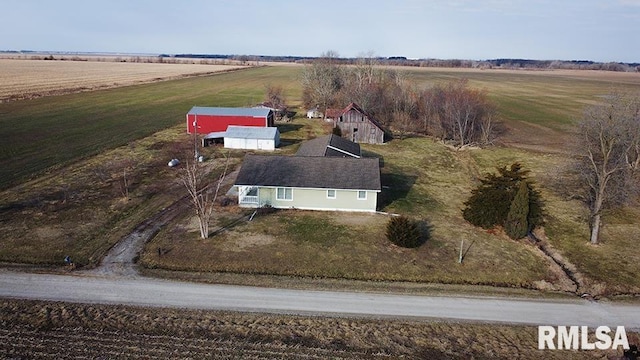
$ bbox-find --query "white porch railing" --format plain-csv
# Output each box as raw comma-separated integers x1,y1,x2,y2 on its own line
238,186,259,205
240,195,259,205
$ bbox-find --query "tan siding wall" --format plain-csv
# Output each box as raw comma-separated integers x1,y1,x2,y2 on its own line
252,187,378,212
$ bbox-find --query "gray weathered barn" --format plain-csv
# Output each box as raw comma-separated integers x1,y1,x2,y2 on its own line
327,102,385,144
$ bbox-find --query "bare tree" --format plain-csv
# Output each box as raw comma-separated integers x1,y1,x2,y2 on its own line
388,71,419,136
94,158,136,200
353,51,379,88
264,84,287,120
479,109,497,145
573,93,640,244
300,51,343,117
417,86,445,137
427,79,495,147
181,153,230,239
393,110,413,140
264,84,286,110
338,52,384,113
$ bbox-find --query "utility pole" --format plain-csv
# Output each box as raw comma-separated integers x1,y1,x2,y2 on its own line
193,110,199,160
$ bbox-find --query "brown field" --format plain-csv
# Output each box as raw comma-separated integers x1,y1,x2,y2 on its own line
0,298,632,359
0,58,247,102
400,66,640,84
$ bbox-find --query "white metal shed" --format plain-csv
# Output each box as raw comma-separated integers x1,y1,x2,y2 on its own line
224,125,280,151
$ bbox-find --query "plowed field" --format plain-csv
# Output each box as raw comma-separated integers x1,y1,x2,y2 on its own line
0,59,245,102
0,299,629,359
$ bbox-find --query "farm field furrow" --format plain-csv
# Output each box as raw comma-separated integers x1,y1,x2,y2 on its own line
0,299,625,359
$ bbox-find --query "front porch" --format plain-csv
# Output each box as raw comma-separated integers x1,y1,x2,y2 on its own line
237,186,259,206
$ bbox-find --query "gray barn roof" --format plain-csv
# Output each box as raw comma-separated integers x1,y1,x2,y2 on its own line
235,155,380,191
226,125,279,140
203,131,227,140
296,134,361,158
188,106,272,118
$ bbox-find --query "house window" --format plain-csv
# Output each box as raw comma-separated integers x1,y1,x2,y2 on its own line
327,189,336,199
357,190,367,200
276,187,293,201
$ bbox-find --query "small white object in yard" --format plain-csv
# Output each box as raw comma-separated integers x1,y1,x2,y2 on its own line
198,155,205,162
168,158,180,167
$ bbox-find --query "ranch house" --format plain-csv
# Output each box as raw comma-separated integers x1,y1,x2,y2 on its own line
234,155,381,213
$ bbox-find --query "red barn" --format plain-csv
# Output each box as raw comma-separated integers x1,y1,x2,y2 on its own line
186,106,274,134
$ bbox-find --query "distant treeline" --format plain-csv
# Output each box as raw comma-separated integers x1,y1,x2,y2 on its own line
4,50,638,72
166,54,639,72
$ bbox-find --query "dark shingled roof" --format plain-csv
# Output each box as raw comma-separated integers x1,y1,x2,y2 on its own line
235,155,381,191
295,134,361,158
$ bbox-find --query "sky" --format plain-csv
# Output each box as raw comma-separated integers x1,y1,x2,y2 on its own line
1,0,639,63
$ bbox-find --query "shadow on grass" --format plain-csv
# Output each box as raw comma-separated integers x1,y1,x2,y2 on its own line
460,238,476,263
417,219,433,245
279,138,303,147
208,207,278,237
361,149,385,167
378,172,417,209
277,123,303,133
209,213,253,237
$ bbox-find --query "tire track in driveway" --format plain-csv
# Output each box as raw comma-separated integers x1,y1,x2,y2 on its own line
81,168,240,278
81,197,190,278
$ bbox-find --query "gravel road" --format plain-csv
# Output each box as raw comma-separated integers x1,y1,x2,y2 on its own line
2,269,640,329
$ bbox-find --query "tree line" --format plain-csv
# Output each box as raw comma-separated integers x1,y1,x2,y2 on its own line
301,52,497,147
297,53,639,72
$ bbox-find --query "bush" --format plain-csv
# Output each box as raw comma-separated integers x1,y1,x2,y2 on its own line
505,181,530,239
257,204,277,215
463,163,544,235
332,126,342,136
386,216,424,248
